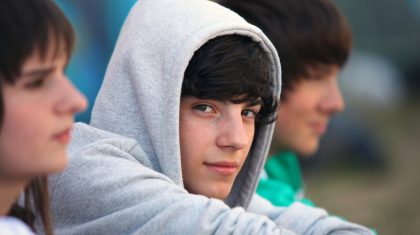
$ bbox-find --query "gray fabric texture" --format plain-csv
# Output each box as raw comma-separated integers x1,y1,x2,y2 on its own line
40,0,373,234
90,0,281,208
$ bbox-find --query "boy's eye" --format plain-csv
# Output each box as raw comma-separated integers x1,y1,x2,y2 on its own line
194,104,214,113
24,77,46,89
242,109,258,119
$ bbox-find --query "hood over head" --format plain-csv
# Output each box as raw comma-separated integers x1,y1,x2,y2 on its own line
90,0,281,208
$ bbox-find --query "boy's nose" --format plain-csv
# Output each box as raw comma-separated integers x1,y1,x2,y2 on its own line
320,80,345,115
216,115,249,150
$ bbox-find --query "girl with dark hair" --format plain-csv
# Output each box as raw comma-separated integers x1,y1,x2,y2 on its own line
0,0,87,234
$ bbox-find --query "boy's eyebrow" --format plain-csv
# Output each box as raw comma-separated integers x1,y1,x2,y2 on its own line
246,98,263,107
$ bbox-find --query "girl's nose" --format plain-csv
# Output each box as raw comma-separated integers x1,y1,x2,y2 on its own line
55,78,88,115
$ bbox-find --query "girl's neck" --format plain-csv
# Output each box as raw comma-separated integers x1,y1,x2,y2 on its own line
0,179,28,216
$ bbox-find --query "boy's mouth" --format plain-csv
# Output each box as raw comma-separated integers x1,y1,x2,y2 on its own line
203,161,238,176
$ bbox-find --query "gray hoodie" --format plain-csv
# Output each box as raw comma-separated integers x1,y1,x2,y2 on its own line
43,0,373,234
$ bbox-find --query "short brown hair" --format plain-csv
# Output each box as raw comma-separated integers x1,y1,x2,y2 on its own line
219,0,352,99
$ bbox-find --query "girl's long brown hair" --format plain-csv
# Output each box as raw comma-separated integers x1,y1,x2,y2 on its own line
8,177,53,235
1,0,76,234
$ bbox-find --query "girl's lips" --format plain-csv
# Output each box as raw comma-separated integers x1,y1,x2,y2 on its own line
204,161,238,176
53,128,72,143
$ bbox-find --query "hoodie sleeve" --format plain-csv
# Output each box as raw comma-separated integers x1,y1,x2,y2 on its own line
46,142,296,235
248,194,374,235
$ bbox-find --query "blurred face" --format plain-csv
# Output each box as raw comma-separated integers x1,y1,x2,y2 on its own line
273,65,344,156
0,50,87,180
179,96,261,199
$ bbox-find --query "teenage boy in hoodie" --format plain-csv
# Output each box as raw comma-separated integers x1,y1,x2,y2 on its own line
220,0,350,207
38,0,373,234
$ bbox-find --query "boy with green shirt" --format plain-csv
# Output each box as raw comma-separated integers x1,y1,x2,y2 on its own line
220,0,350,206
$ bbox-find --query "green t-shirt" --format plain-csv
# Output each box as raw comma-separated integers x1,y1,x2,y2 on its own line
257,152,377,233
256,151,313,207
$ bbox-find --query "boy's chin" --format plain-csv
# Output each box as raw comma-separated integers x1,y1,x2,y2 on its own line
205,186,233,200
187,183,232,200
208,189,231,200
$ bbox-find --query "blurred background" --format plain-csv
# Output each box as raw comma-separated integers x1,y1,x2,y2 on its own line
57,0,420,234
56,0,137,122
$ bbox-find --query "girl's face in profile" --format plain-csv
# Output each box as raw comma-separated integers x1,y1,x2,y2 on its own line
0,49,87,179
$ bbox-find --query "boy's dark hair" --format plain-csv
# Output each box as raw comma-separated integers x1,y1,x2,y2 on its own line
182,35,278,125
0,1,75,234
219,0,352,99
